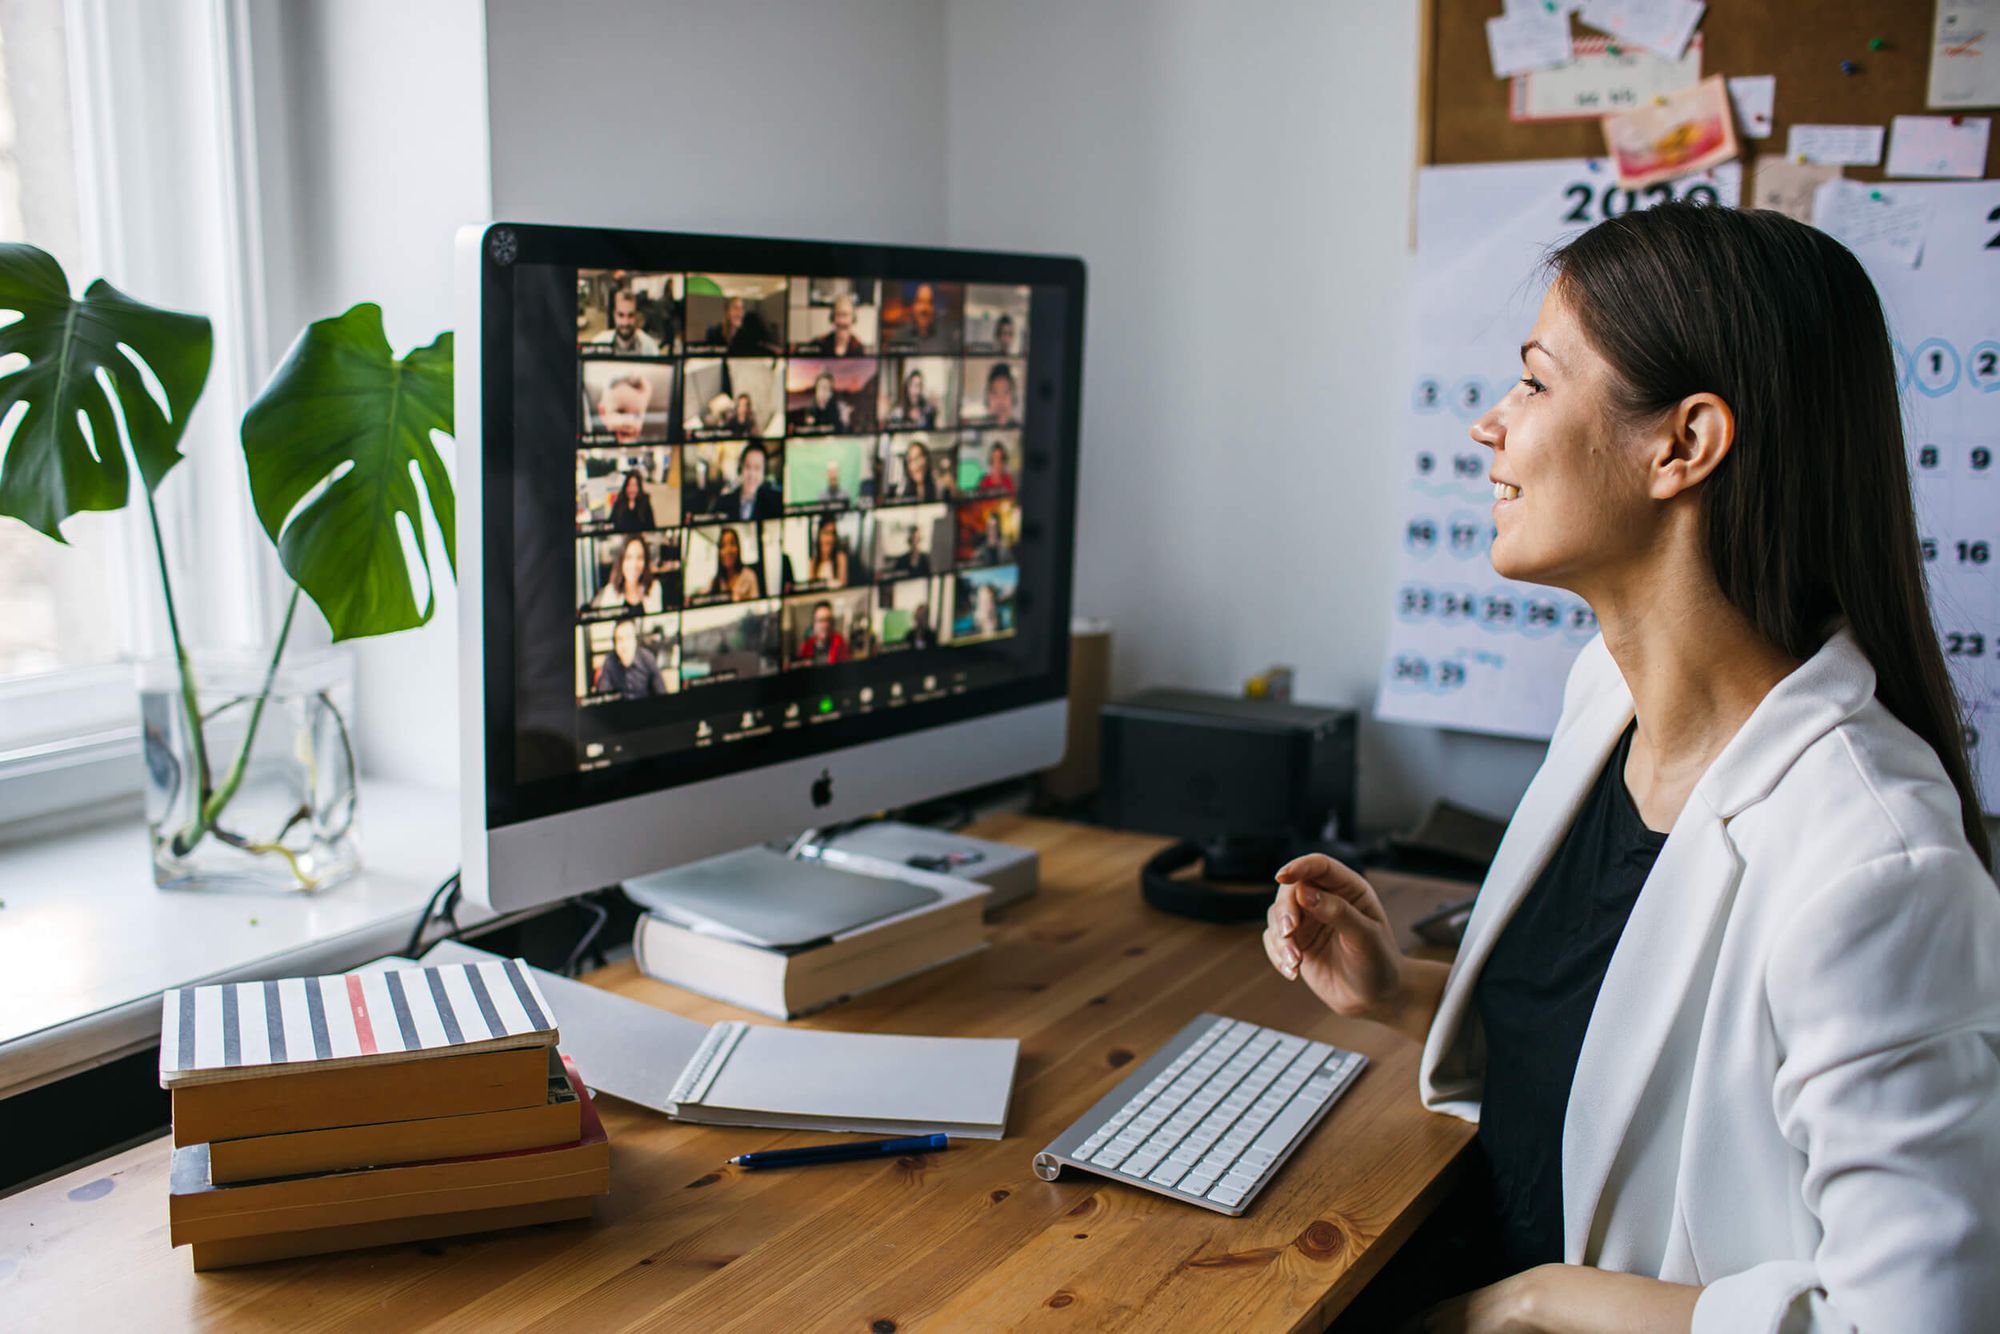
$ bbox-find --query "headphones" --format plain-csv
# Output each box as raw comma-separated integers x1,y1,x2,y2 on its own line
1139,840,1291,923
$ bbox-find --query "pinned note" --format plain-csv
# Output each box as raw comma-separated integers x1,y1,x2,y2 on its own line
1786,123,1886,167
1487,9,1575,79
1577,0,1706,62
1928,0,2000,110
1725,75,1776,139
1750,158,1840,224
1886,114,1991,179
1812,178,1933,269
1513,35,1701,122
1601,74,1737,189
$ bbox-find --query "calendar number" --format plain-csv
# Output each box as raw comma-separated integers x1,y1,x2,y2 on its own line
1957,541,1991,566
1945,632,1987,658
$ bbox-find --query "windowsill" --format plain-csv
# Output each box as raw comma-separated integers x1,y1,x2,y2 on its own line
0,779,480,1100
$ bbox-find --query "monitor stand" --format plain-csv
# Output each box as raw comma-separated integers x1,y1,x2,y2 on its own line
621,842,942,949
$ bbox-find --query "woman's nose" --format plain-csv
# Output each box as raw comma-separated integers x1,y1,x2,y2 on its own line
1470,400,1504,450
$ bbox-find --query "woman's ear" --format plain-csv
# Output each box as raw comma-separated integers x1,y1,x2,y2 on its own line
1651,392,1735,499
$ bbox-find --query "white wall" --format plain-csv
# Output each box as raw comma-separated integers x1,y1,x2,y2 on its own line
252,0,492,790
256,0,1548,824
484,0,949,243
943,0,1544,828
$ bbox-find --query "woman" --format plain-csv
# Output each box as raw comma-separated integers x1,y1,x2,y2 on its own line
605,468,655,532
730,391,760,437
893,368,938,427
971,582,1001,636
590,534,663,615
792,371,847,432
978,440,1016,495
808,514,849,588
705,525,761,603
895,438,944,501
1264,204,2000,1331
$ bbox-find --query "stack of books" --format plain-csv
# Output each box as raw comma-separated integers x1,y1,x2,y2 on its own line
159,958,611,1270
633,849,990,1018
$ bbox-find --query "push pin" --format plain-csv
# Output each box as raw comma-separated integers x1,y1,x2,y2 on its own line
1587,158,1601,171
1653,94,1667,106
1952,115,1966,127
1840,59,1857,75
1870,190,1884,201
1867,37,1885,51
1607,43,1621,55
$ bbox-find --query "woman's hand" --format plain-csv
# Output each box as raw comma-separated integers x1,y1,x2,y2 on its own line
1263,854,1450,1045
1402,1266,1702,1334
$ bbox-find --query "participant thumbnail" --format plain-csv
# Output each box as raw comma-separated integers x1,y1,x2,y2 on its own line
788,278,878,356
684,520,782,606
778,511,871,592
956,497,1021,568
680,599,783,687
577,613,681,702
577,270,681,356
577,530,681,618
879,433,956,503
872,502,953,579
581,360,674,444
960,430,1021,497
786,358,880,435
879,280,962,353
684,274,786,355
953,565,1019,642
783,435,870,511
576,445,679,532
682,357,784,439
964,284,1029,356
682,440,785,521
783,589,873,668
961,358,1025,428
873,576,953,653
880,356,960,431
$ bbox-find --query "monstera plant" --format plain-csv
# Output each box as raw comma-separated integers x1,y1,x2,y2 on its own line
0,242,454,888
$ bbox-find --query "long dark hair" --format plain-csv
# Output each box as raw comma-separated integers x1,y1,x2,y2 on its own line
1550,202,1989,864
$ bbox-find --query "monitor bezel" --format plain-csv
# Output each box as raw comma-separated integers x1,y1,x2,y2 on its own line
469,223,1085,833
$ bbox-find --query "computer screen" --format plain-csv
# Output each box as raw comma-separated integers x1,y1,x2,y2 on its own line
466,226,1083,842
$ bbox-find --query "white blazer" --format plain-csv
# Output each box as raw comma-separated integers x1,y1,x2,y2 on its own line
1420,629,2000,1333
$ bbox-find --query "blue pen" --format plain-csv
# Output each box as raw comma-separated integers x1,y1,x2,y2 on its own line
729,1132,949,1170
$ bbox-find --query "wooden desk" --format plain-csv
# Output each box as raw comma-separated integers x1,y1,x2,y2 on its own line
0,817,1475,1332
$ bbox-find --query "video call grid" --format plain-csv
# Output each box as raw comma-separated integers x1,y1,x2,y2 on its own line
571,272,1031,707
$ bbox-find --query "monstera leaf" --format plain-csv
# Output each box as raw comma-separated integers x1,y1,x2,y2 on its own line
0,244,213,539
242,304,454,641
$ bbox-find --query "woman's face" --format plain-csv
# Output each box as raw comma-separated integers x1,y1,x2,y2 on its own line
621,472,641,504
818,521,837,557
907,371,925,403
620,538,647,590
815,374,834,407
718,527,741,568
736,394,753,420
1471,284,1661,591
906,446,928,482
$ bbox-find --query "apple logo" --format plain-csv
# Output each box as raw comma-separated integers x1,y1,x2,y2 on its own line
811,768,833,808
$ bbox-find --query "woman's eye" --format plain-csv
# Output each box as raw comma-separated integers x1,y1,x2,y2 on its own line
1519,376,1546,397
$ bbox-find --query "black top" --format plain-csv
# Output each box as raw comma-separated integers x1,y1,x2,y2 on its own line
1473,721,1665,1271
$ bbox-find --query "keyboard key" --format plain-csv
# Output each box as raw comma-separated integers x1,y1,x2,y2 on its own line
1248,1092,1327,1158
1181,1171,1217,1195
1207,1183,1248,1208
1149,1164,1187,1189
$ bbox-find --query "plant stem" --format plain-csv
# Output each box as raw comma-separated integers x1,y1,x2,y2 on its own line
200,584,302,830
146,485,214,856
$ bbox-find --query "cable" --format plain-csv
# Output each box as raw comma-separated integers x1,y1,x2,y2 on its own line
563,894,611,978
404,870,462,959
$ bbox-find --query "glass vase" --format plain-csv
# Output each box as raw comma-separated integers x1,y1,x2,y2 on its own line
141,648,360,893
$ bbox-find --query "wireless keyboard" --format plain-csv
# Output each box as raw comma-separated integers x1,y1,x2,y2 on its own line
1032,1013,1366,1216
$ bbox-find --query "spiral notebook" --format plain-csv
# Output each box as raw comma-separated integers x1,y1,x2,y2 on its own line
411,942,1018,1139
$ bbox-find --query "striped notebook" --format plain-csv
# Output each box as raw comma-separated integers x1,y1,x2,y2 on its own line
160,959,559,1089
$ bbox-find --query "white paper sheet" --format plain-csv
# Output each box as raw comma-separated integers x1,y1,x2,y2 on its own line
1378,159,1739,738
1726,74,1776,138
1929,0,2000,110
1487,10,1576,79
1576,0,1705,61
1787,123,1887,166
1512,35,1701,122
1813,178,1935,269
1886,114,1992,179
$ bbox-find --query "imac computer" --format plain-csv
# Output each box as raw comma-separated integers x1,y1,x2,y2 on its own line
454,223,1086,922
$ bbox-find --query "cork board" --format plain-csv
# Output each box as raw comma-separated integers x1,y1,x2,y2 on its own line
1421,1,1999,182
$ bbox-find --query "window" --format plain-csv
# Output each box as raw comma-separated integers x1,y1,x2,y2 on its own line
0,3,137,702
